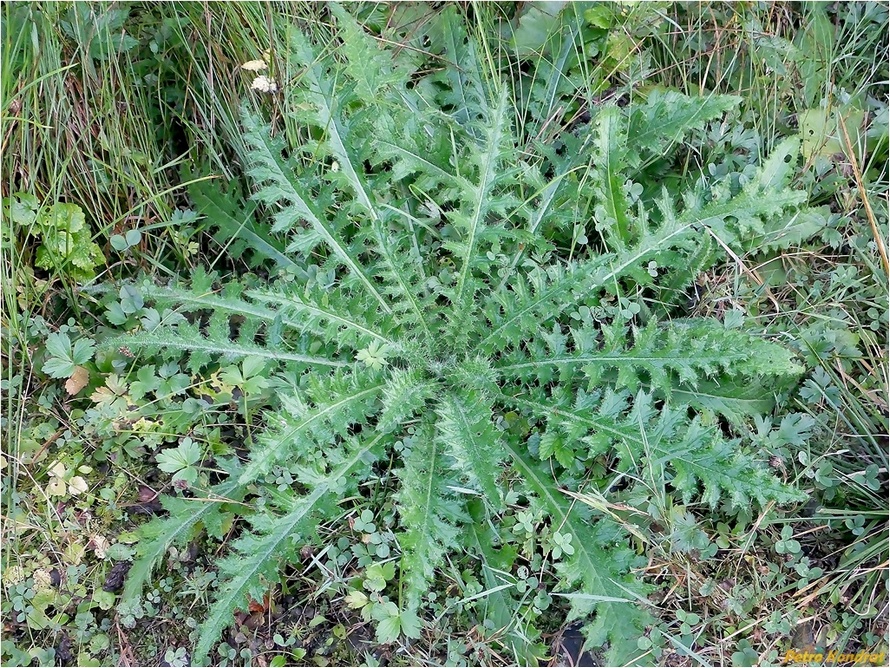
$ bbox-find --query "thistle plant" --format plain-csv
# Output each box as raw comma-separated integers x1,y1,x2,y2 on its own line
108,6,824,665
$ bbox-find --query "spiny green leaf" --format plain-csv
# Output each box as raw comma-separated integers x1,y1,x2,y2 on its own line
504,442,653,666
238,373,385,485
193,436,384,665
189,177,296,270
241,111,392,314
123,474,244,604
397,421,465,614
104,328,347,368
435,393,505,510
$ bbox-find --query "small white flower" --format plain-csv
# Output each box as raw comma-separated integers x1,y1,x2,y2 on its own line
251,75,278,94
33,569,53,591
331,161,340,173
241,59,267,72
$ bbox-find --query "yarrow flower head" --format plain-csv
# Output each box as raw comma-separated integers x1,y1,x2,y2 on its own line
241,59,267,72
251,75,278,94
